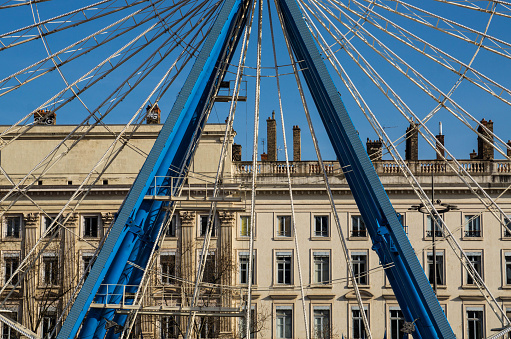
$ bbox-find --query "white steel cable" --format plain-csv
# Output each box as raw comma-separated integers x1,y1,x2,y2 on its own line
267,1,310,338
433,0,511,18
273,1,373,337
299,0,511,327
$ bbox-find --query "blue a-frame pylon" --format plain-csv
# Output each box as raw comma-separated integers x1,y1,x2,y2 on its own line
58,0,456,337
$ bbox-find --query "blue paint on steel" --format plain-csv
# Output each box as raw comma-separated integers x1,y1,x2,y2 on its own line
57,0,247,337
275,0,455,337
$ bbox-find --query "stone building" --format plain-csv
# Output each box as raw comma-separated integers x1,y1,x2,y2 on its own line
0,119,510,339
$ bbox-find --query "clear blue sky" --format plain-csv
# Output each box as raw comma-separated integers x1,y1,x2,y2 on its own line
0,0,510,161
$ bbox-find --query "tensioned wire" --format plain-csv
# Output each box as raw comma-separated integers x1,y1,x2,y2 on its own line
273,0,372,337
300,0,510,325
0,8,217,338
0,0,218,216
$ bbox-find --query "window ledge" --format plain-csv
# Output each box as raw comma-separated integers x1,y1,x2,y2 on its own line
461,237,483,241
309,284,332,289
273,237,293,241
236,236,257,241
348,237,369,241
272,285,295,289
2,237,21,242
461,285,481,289
310,236,330,241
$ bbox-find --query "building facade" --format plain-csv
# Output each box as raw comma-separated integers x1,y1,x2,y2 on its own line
0,122,511,338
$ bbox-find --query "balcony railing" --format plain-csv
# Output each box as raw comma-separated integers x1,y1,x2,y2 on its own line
233,159,511,176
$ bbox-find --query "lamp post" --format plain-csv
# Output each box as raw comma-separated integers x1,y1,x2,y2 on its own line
409,173,458,294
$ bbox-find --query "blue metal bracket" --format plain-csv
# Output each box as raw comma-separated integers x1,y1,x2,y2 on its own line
275,0,455,337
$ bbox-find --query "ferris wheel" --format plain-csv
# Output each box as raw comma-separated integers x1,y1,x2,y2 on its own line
1,0,511,338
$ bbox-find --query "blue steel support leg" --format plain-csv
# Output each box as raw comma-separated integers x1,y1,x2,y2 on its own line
275,0,455,337
57,0,249,337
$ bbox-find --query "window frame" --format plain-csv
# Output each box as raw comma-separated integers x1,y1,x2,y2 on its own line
2,251,20,286
350,250,369,286
165,214,178,238
239,305,257,339
464,251,483,286
312,214,329,239
197,250,216,284
425,250,446,287
80,251,95,280
274,304,293,339
3,215,22,240
275,215,292,239
350,304,369,339
239,214,253,238
311,304,331,339
504,250,511,287
350,215,368,239
41,307,57,339
160,250,177,285
388,305,405,339
42,215,61,238
275,250,293,286
425,214,444,239
238,250,256,285
0,306,18,339
312,250,331,286
82,214,102,239
463,214,482,239
464,305,485,339
198,214,217,238
41,252,59,286
503,214,511,239
160,315,180,338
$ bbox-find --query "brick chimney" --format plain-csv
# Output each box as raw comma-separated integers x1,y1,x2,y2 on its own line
34,110,56,125
507,140,511,157
146,104,161,124
366,138,382,161
267,111,277,161
405,123,419,161
436,121,445,160
293,125,301,161
477,118,494,160
232,143,242,161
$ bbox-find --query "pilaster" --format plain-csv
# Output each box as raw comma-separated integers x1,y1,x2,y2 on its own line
218,211,234,337
21,213,38,332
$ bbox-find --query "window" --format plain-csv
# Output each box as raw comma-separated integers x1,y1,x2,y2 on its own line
313,306,330,339
41,309,57,339
426,215,443,238
351,306,368,339
465,215,481,237
351,216,366,238
313,252,330,285
427,251,444,285
160,252,176,285
4,253,19,285
239,252,255,285
198,317,218,338
82,253,94,280
389,307,405,339
83,215,100,238
199,215,216,237
42,254,59,285
199,252,216,284
166,215,178,238
4,216,21,238
239,307,256,338
43,216,60,238
277,216,291,237
1,308,17,339
504,215,511,237
314,216,329,237
466,252,482,285
240,215,251,237
276,252,292,285
505,252,511,285
276,306,292,339
351,252,368,285
466,307,484,339
161,315,179,338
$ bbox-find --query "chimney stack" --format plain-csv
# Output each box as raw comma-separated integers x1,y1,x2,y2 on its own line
146,104,161,124
267,111,277,161
435,121,445,160
477,118,494,160
293,125,301,161
507,140,511,157
232,143,242,161
366,138,383,161
405,123,419,161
